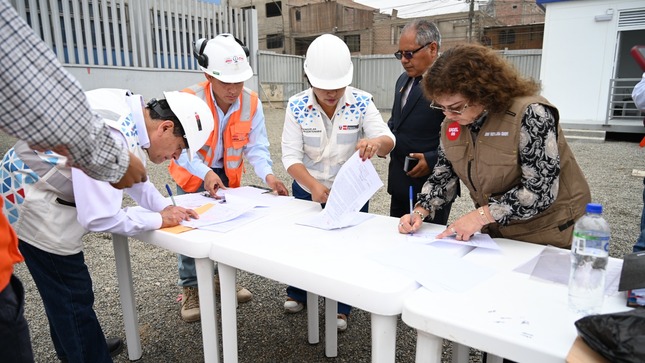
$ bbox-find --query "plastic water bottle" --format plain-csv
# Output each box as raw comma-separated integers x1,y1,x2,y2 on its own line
568,203,610,315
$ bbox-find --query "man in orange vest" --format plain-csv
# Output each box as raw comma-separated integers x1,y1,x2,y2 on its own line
168,34,289,323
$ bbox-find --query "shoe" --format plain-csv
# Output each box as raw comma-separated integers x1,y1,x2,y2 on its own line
181,286,201,323
284,297,304,313
214,276,253,303
337,314,348,332
58,337,123,362
106,337,124,357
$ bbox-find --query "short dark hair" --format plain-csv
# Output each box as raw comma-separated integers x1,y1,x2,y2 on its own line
146,98,186,138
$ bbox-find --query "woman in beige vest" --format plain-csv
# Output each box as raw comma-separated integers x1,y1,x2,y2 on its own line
397,43,590,248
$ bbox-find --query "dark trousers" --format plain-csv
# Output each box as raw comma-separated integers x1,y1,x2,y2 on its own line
634,178,645,252
286,181,364,316
389,193,452,225
0,274,34,363
19,241,111,363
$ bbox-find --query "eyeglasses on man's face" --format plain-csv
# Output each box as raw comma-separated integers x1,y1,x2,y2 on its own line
429,100,470,115
394,42,433,60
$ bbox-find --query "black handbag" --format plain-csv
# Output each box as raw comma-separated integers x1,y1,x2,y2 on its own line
574,308,645,363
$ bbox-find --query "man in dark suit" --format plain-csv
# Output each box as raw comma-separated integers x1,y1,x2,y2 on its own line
387,19,454,223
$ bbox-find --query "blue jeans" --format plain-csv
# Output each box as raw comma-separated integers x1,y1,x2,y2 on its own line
635,179,645,252
0,274,34,363
18,241,111,363
286,181,366,316
177,168,228,287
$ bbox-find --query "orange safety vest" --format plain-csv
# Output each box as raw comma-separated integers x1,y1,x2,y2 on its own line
168,81,258,191
0,200,22,291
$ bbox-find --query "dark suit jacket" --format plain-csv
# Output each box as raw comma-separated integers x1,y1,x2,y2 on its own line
387,72,446,210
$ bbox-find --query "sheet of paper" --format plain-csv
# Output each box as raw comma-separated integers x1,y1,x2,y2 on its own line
172,193,221,209
407,231,500,250
296,150,383,230
160,203,215,234
198,208,270,233
369,243,496,293
181,199,256,228
220,186,294,207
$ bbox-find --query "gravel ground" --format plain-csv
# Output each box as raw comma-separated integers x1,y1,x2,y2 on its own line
2,107,643,363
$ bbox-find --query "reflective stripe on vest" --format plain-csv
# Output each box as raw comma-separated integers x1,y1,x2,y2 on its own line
168,82,257,191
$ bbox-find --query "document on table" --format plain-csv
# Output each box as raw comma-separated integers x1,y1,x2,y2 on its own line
369,243,496,293
407,231,500,250
168,188,285,232
220,186,294,207
181,198,256,228
198,208,271,233
297,150,381,230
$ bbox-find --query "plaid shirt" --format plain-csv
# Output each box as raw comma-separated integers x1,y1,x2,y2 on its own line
0,0,128,183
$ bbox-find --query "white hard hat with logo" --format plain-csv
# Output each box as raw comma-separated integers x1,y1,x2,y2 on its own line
194,34,253,83
162,91,214,161
304,34,353,90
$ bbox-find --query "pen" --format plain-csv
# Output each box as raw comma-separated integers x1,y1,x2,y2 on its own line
409,185,414,229
165,184,177,206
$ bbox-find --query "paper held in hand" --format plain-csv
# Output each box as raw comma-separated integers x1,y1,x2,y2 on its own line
296,150,381,230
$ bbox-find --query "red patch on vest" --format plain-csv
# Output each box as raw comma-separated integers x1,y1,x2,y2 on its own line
446,121,461,141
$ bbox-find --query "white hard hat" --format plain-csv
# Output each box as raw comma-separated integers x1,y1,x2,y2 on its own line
195,34,253,83
304,34,353,90
163,91,214,161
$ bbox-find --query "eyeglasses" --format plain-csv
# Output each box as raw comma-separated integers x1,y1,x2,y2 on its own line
429,101,470,115
394,42,433,60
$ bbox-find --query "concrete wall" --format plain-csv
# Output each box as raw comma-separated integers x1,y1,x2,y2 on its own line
66,65,259,100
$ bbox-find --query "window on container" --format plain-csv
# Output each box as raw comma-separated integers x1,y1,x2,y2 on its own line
267,33,284,49
266,1,282,18
344,35,360,52
499,29,516,45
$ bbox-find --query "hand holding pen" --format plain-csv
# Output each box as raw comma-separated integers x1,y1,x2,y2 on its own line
162,184,198,227
397,186,426,234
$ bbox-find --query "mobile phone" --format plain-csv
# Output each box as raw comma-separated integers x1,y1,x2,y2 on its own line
631,45,645,71
403,156,419,172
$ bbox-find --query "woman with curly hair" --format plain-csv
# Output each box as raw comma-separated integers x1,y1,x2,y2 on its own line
397,43,590,248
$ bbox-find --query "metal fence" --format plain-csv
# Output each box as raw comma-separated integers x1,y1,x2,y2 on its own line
10,0,254,70
257,49,544,110
607,78,645,124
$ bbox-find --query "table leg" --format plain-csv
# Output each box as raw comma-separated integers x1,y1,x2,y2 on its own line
485,353,504,363
195,258,219,363
451,343,469,363
325,298,338,357
306,292,319,344
218,263,238,363
371,314,397,363
414,330,443,363
112,234,142,361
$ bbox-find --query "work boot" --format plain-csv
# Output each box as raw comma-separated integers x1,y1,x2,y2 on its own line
58,337,124,362
180,286,200,323
214,276,253,303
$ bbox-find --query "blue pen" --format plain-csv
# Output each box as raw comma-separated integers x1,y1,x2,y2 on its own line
409,185,414,230
165,184,177,206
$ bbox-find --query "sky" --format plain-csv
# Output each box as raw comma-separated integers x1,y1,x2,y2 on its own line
353,0,487,18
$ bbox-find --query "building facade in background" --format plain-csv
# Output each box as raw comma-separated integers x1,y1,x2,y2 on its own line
235,0,545,55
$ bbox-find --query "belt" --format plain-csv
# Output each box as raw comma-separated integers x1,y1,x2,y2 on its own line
55,197,76,207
